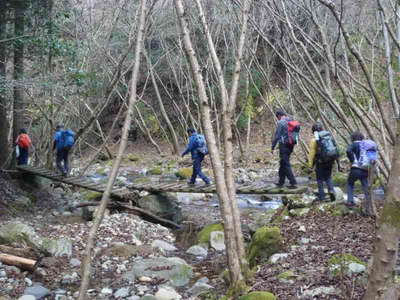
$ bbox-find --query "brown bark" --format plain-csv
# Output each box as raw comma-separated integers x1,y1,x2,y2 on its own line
77,0,148,298
0,245,39,260
0,253,37,271
364,118,400,299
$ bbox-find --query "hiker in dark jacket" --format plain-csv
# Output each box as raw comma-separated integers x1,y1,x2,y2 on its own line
308,123,340,201
346,131,369,207
53,124,72,176
181,128,210,185
271,110,297,188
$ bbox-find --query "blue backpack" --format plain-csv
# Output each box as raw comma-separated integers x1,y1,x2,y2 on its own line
194,134,208,155
61,130,75,148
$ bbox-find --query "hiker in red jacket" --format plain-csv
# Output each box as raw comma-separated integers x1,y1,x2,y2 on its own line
15,128,32,165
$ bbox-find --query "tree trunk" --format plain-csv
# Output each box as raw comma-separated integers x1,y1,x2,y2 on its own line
77,0,148,298
12,0,26,145
0,0,9,167
364,117,400,299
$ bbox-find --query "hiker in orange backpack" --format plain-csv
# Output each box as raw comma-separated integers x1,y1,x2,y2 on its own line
15,128,32,165
271,110,300,189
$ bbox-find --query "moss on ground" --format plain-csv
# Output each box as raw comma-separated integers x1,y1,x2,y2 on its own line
239,291,276,300
247,226,282,267
175,168,193,179
126,153,140,162
83,191,102,201
148,166,163,175
197,223,224,244
328,253,366,277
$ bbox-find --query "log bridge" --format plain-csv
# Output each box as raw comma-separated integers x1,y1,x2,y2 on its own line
16,165,307,196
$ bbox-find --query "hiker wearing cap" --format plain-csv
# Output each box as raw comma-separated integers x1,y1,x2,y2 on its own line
15,128,32,165
53,125,75,176
345,132,378,207
181,128,211,185
308,123,341,202
271,110,300,189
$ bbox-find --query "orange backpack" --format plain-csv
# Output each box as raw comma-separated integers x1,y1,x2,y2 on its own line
17,134,31,149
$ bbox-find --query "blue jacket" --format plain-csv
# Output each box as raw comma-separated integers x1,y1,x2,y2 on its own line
182,133,202,159
54,130,64,151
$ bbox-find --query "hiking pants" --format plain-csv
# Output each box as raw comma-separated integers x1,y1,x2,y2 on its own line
17,147,29,165
347,167,369,204
56,146,71,174
278,144,297,185
315,161,334,201
190,154,210,184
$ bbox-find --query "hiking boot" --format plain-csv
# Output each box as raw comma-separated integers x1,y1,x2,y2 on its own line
344,201,356,208
187,181,196,186
328,192,336,202
288,185,298,190
274,183,284,188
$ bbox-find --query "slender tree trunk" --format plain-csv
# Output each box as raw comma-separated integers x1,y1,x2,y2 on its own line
77,0,147,298
0,0,9,167
364,117,400,300
173,0,245,288
12,0,26,150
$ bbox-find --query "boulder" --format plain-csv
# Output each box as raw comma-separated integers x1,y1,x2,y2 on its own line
197,223,224,244
210,231,225,251
151,240,177,252
283,194,315,210
124,257,193,287
114,287,130,298
289,208,310,217
24,284,51,299
42,238,72,257
302,286,337,298
328,254,367,278
270,253,289,264
186,245,208,257
188,279,213,296
137,193,182,224
239,291,276,300
247,226,282,267
154,286,181,300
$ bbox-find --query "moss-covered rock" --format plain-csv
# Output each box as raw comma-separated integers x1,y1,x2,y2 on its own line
138,192,182,224
175,168,193,179
197,223,224,244
96,167,108,176
328,254,367,277
148,166,163,175
247,226,282,267
332,172,347,187
239,291,276,300
283,194,314,209
289,208,310,217
126,153,140,162
83,191,102,201
277,270,297,283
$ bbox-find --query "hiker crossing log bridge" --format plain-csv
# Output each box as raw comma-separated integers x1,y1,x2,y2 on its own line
17,165,308,195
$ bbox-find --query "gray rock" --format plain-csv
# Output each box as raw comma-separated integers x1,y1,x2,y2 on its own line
137,193,182,223
140,296,157,300
289,208,310,217
24,284,51,299
101,287,113,295
283,194,315,209
302,286,337,298
115,287,130,298
24,277,33,286
210,231,225,251
18,296,36,300
13,196,32,209
151,240,177,252
61,272,79,284
333,187,344,202
42,238,72,257
124,257,193,287
348,262,366,274
154,286,182,300
186,245,208,257
70,258,81,267
0,270,6,277
188,281,214,296
128,297,141,300
270,253,289,264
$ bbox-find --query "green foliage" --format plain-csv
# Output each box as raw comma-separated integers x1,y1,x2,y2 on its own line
175,168,193,179
149,167,163,175
197,223,224,244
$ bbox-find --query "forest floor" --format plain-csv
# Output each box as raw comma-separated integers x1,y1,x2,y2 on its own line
0,140,379,299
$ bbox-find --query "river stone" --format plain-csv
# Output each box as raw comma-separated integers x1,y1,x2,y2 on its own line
302,286,337,298
270,253,289,264
152,240,177,252
210,231,225,251
124,257,193,287
188,280,214,296
154,286,181,300
348,262,366,274
186,245,208,257
42,238,72,257
114,287,130,298
24,284,51,299
18,296,36,300
70,258,81,267
137,193,183,223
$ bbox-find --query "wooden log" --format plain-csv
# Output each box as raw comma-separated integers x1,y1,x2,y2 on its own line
0,245,39,260
0,253,37,271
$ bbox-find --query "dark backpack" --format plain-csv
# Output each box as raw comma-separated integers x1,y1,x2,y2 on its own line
317,131,339,163
287,120,301,145
61,130,75,148
194,134,208,155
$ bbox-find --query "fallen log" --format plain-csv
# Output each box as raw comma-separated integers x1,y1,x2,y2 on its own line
0,253,37,271
0,245,39,260
73,202,181,229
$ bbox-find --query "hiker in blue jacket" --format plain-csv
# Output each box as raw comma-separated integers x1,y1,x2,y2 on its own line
53,124,75,176
181,128,211,185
